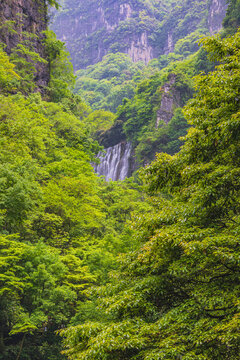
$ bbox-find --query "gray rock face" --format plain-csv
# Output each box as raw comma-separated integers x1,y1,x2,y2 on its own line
51,0,228,71
156,74,180,128
208,0,228,34
0,0,49,90
163,31,174,55
51,0,155,69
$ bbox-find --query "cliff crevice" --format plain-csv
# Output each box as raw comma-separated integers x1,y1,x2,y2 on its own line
0,0,49,90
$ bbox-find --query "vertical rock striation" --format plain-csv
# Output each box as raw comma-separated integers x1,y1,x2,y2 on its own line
51,0,228,71
156,74,181,128
208,0,228,34
51,0,157,69
163,31,174,55
128,32,153,64
0,0,49,90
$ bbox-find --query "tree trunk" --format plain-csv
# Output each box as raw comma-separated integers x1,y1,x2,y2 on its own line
16,333,26,360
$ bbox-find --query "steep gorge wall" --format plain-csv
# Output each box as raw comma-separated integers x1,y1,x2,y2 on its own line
0,0,49,89
161,0,228,55
51,0,228,70
51,0,155,69
155,74,181,128
208,0,228,34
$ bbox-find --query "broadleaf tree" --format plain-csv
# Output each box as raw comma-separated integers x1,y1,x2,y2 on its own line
60,29,240,360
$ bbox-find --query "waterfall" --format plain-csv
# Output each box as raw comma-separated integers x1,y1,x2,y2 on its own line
94,142,133,181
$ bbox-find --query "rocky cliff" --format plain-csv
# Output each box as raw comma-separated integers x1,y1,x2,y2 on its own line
51,0,228,70
208,0,228,34
155,74,181,128
0,0,49,90
51,0,156,69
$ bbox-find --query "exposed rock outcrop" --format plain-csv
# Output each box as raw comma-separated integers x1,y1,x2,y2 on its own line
51,0,228,71
97,120,126,149
163,31,174,55
0,0,49,90
51,0,155,69
156,74,181,128
208,0,228,34
128,32,153,64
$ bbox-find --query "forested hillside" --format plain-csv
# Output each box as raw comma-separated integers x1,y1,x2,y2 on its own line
0,1,150,358
51,0,229,174
61,28,240,360
0,0,240,359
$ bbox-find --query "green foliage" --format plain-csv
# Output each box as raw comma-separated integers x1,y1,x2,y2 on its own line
54,0,224,168
75,53,144,112
0,46,19,92
223,0,240,34
0,234,93,359
0,41,149,359
115,58,194,161
0,2,238,360
0,88,98,358
60,29,240,360
135,108,189,163
52,0,210,70
84,110,116,135
44,30,75,102
10,33,47,93
46,0,59,9
174,29,206,57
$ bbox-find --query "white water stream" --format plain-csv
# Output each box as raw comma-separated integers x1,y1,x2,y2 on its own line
94,142,132,181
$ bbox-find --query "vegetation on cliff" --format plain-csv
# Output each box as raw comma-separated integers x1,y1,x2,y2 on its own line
0,6,148,359
51,0,218,69
70,0,226,164
60,28,240,360
0,1,240,359
75,53,145,112
223,0,240,33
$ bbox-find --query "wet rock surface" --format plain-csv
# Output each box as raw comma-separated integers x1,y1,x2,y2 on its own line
94,142,135,181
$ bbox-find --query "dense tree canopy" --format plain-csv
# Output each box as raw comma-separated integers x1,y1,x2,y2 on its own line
60,29,240,360
0,39,148,359
75,53,145,112
223,0,240,34
0,1,240,359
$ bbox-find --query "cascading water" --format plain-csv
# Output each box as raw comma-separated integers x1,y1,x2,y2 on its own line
94,142,133,181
